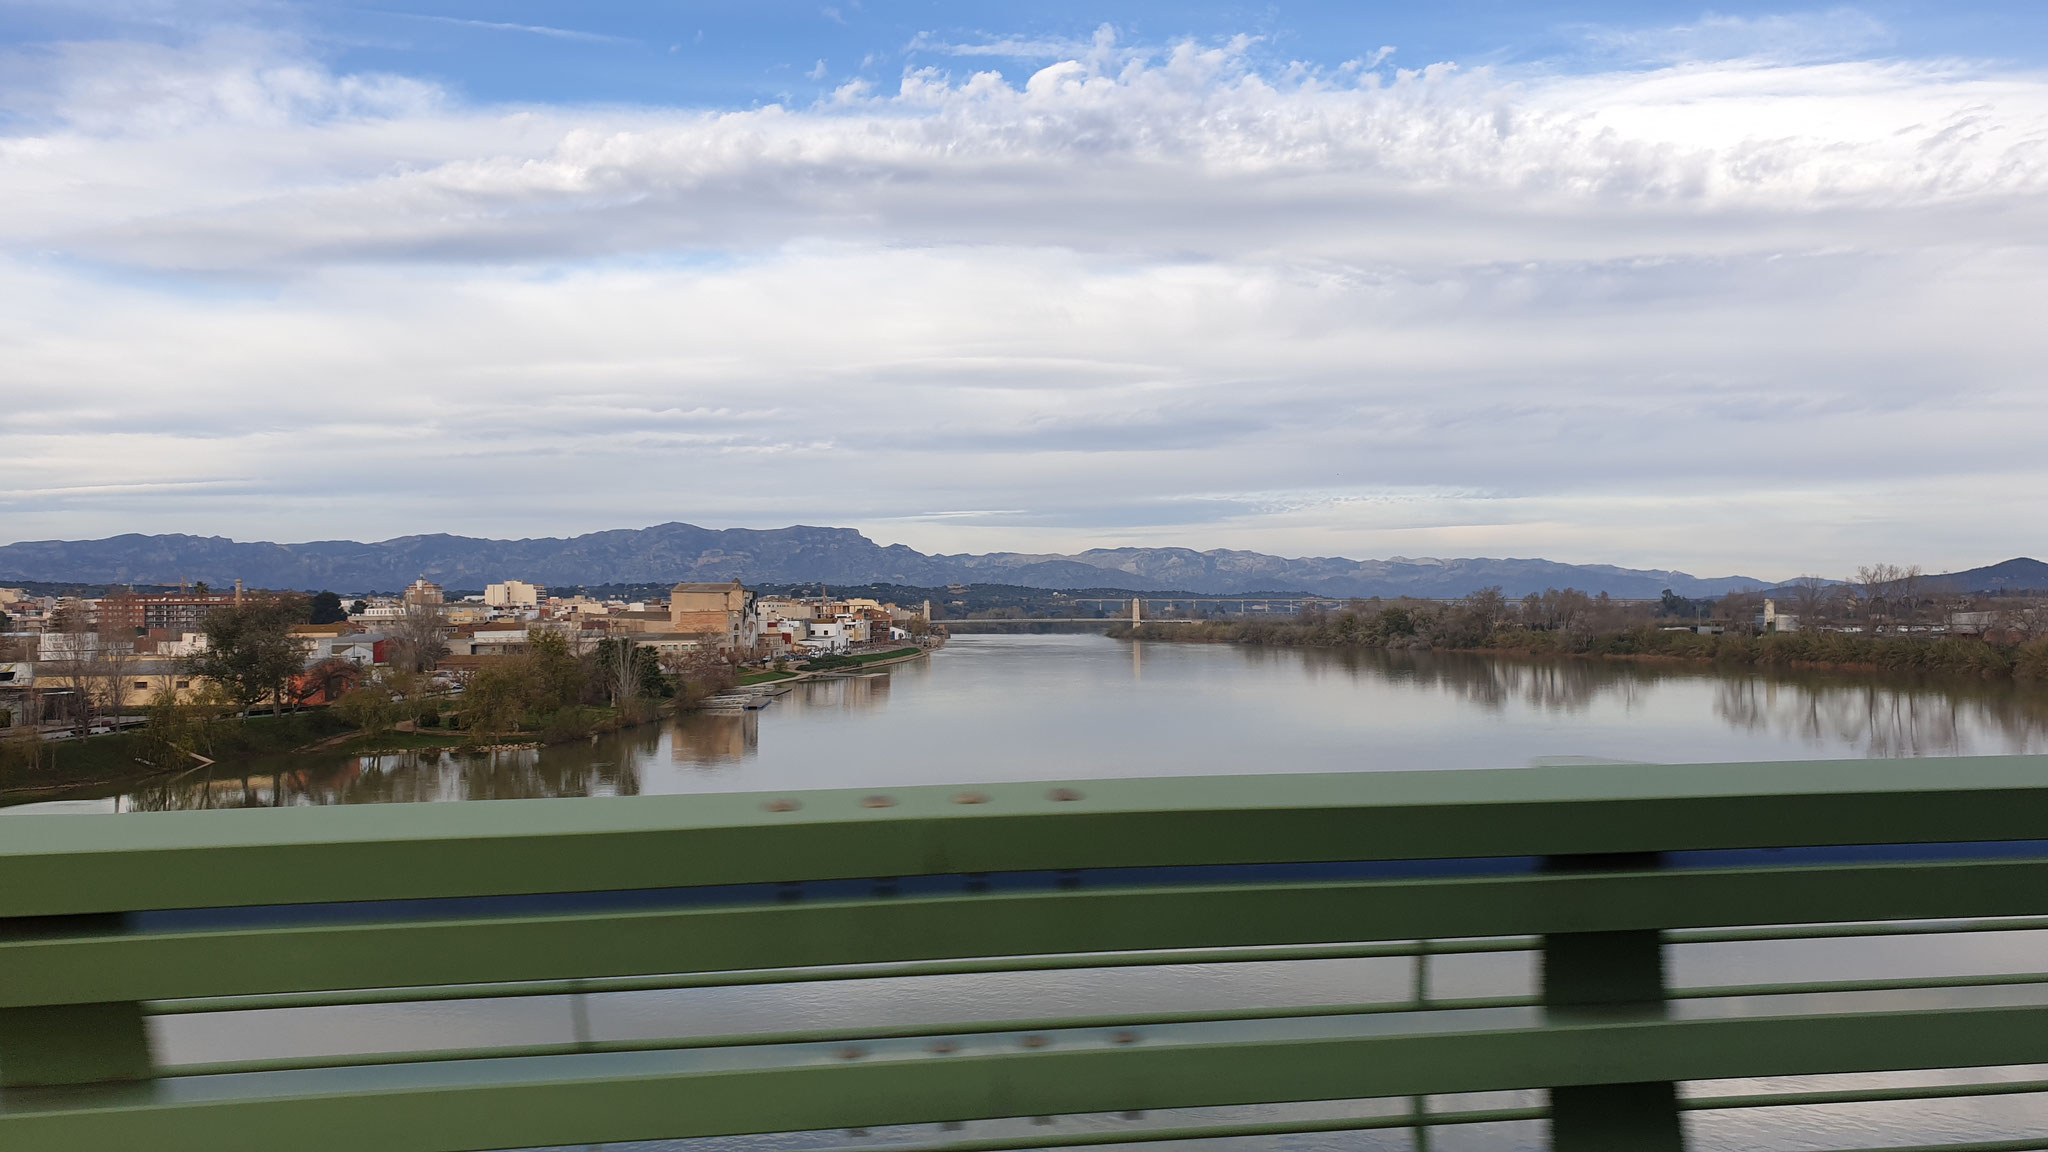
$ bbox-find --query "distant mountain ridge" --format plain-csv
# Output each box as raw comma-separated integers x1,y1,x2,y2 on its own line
1938,557,2048,593
0,522,1785,599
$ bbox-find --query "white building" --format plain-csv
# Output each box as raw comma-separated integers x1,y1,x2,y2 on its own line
802,620,850,653
485,580,542,608
1756,599,1800,634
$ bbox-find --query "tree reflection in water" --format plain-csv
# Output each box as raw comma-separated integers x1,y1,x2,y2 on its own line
36,643,2048,813
1294,647,2048,758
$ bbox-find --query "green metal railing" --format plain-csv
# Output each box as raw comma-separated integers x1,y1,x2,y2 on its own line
3,756,2048,1151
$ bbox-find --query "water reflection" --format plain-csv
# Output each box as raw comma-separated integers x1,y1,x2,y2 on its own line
11,636,2048,813
672,712,758,765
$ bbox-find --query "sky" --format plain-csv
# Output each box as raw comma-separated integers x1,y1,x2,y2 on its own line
2,2,2046,579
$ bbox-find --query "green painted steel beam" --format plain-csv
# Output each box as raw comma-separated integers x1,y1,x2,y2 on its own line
5,757,2048,917
8,858,2048,1007
6,995,2048,1151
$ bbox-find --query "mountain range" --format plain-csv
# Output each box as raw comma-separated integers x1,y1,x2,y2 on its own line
0,522,1789,598
2,523,2039,599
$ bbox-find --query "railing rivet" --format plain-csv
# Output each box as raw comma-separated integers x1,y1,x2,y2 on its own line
1020,1034,1049,1048
1047,788,1084,802
860,795,897,809
763,798,801,812
838,1046,868,1059
1110,1030,1140,1044
928,1040,958,1054
951,791,990,804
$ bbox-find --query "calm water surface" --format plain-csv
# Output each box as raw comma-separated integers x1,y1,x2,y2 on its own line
23,633,2048,812
13,635,2048,1151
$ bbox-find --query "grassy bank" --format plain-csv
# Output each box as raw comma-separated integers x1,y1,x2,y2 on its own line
800,647,924,672
1110,619,2048,683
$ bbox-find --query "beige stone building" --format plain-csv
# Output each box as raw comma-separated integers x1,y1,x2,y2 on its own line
669,580,758,654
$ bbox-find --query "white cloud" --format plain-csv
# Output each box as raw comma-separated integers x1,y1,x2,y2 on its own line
1580,8,1895,66
2,30,2047,575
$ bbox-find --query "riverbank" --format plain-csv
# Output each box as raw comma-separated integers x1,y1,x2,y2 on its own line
0,710,352,800
1,648,938,804
0,698,677,802
1108,620,2048,683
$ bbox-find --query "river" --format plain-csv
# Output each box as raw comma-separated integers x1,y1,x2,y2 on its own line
10,634,2048,1150
19,633,2048,812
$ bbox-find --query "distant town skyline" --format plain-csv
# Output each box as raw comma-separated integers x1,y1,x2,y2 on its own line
4,2,2046,575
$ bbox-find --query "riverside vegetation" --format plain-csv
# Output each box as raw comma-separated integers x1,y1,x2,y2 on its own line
1110,586,2048,684
0,622,740,798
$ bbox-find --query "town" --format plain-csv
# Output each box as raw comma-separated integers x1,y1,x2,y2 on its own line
0,578,937,738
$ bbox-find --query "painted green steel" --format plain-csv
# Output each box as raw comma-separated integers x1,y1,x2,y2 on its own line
10,857,2048,1008
8,758,2048,1148
8,1000,2048,1151
6,756,2048,917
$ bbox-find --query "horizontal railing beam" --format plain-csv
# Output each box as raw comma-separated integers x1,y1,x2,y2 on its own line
9,859,2048,1007
7,999,2048,1152
6,757,2048,917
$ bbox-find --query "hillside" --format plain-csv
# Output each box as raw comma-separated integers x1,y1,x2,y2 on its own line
0,522,1773,599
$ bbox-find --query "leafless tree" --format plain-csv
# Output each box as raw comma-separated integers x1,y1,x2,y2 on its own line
1719,591,1765,634
1857,564,1925,632
84,636,139,725
389,599,450,673
1786,576,1838,628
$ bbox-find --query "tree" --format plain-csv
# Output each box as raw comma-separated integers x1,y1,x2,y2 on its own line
295,656,359,707
389,599,450,673
334,680,400,735
1462,587,1509,635
350,599,368,616
309,591,348,626
1719,590,1765,635
186,598,309,719
1857,564,1925,633
462,660,542,739
84,637,138,725
662,647,736,707
595,637,662,708
527,630,588,710
1786,576,1838,628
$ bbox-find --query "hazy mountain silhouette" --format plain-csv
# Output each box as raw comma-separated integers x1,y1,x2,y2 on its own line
0,522,1785,598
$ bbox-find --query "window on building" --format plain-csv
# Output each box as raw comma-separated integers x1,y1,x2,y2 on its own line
134,680,149,689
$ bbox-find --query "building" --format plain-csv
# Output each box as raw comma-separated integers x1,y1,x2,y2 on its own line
803,619,851,654
669,580,758,654
95,591,242,636
485,580,541,608
755,597,814,623
403,580,446,607
323,634,391,667
452,622,530,657
1756,599,1800,634
601,609,675,634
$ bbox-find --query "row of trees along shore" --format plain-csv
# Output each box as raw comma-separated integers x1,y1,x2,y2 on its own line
2,590,737,780
1110,570,2048,683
